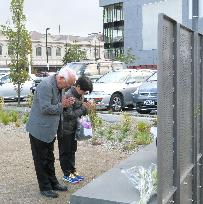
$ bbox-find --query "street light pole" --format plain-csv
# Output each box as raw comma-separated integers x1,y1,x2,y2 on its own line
46,28,50,71
4,55,7,67
98,41,101,59
192,0,199,31
152,49,155,65
94,41,97,61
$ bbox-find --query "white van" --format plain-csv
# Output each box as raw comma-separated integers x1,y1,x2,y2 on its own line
66,61,126,81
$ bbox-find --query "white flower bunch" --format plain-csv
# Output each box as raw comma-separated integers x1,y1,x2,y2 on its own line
121,163,157,204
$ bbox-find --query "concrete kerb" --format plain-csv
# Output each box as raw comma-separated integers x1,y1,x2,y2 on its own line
70,142,157,204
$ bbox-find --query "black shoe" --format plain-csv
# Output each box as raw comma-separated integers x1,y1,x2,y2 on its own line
53,183,68,191
40,190,58,198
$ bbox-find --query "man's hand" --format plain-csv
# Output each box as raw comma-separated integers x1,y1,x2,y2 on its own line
82,101,93,110
62,96,75,108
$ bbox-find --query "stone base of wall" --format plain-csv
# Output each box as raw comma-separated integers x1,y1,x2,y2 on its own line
70,142,157,204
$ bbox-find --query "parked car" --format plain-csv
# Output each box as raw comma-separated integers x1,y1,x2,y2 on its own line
132,72,157,114
0,74,33,101
66,60,126,81
84,69,154,112
30,72,56,94
0,67,10,77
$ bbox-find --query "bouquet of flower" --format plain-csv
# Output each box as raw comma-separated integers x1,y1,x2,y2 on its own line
121,163,157,204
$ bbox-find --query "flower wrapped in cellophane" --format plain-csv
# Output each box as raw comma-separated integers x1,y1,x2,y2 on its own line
121,163,157,204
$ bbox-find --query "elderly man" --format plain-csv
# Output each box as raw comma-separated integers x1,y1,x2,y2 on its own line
26,67,77,198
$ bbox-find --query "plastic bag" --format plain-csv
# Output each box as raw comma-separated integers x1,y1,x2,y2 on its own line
75,115,93,141
121,163,157,204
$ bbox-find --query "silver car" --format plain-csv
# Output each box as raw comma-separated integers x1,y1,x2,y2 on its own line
0,74,33,101
84,69,154,111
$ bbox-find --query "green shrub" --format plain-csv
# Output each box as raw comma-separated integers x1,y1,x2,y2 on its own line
0,110,29,126
136,121,150,132
0,97,4,110
22,112,29,124
134,131,152,145
88,102,102,130
106,126,115,141
26,94,33,108
9,111,19,122
0,111,10,125
120,113,132,133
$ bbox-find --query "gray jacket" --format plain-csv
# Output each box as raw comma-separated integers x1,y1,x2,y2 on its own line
26,74,63,143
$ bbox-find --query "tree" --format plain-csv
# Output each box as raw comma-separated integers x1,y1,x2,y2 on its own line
63,44,87,64
1,0,32,106
115,48,136,64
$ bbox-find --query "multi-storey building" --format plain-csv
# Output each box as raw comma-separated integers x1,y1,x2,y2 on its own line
0,31,104,73
99,0,203,66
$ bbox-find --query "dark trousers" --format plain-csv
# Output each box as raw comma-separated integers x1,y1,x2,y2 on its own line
29,134,59,191
57,133,77,176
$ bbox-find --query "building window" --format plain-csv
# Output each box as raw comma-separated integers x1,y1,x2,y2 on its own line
103,3,124,59
56,47,61,56
104,3,123,23
47,47,52,56
0,45,2,55
36,47,42,56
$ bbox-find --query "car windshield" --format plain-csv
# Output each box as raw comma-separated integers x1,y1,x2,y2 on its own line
0,75,11,83
96,71,129,83
127,75,149,83
147,72,157,81
67,63,86,74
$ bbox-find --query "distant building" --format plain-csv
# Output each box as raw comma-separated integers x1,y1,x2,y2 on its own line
99,0,203,66
0,31,104,73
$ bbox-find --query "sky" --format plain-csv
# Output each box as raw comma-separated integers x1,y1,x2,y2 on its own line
0,0,202,37
0,0,103,36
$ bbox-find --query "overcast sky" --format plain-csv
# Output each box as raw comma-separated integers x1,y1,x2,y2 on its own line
0,0,202,37
0,0,103,36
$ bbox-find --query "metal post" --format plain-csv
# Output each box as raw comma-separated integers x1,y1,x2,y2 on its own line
192,0,199,200
94,41,97,61
200,34,203,204
99,41,101,59
152,49,155,65
192,0,199,31
4,56,7,67
46,28,50,71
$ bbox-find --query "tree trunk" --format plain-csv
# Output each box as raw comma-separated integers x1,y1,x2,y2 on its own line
17,83,21,106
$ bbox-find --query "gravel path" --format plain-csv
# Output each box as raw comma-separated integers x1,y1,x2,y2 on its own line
0,124,128,204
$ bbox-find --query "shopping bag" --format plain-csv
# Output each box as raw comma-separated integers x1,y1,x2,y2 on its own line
75,115,93,141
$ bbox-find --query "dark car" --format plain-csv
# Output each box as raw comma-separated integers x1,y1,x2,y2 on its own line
30,72,56,94
132,72,157,114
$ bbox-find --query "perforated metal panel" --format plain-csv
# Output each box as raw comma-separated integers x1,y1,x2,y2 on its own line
157,14,203,204
178,26,193,178
157,15,175,204
199,34,203,204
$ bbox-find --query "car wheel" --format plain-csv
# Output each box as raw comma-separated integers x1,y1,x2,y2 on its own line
109,93,123,112
137,110,151,114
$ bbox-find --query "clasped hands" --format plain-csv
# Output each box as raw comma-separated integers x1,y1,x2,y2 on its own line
62,96,75,108
82,100,93,110
62,96,93,109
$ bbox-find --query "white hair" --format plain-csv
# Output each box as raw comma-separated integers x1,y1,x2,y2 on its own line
58,65,77,81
